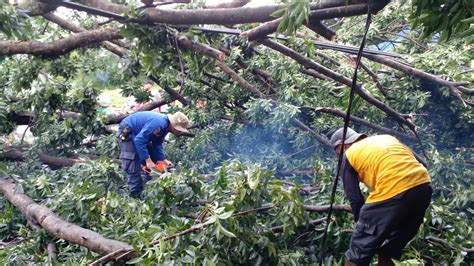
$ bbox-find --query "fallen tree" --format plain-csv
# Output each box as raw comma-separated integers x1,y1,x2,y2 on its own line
0,176,133,256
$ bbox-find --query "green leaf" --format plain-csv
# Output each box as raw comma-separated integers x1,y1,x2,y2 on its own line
217,211,234,220
126,256,144,264
219,225,236,238
270,8,287,18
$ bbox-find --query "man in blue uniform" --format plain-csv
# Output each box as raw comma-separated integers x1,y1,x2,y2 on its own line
117,111,191,198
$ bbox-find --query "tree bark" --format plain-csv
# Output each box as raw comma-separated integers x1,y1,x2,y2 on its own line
0,27,121,56
0,147,84,167
205,0,250,9
363,53,472,106
305,20,336,41
42,13,127,57
241,0,387,41
62,0,374,26
178,36,225,61
301,68,331,81
70,0,284,24
0,176,133,257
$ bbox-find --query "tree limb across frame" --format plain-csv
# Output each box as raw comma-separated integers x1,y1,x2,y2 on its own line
42,12,127,57
260,38,417,131
240,0,389,41
0,176,133,257
177,36,333,148
0,27,121,56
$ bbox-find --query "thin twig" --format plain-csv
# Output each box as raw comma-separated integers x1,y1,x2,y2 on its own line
174,36,186,94
89,248,128,266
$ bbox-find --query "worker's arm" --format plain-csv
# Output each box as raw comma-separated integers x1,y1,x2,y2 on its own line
150,141,166,161
341,156,364,222
134,121,165,163
150,125,168,161
133,128,153,163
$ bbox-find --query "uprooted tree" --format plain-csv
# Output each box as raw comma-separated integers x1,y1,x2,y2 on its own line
0,0,472,264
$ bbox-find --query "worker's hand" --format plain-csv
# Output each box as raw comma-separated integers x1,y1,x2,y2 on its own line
141,166,151,174
145,158,155,170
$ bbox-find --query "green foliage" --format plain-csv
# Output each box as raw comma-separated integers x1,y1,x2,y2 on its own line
410,0,474,42
0,0,32,40
0,0,472,264
272,0,310,36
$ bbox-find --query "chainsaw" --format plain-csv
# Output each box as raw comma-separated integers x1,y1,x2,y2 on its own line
142,160,175,174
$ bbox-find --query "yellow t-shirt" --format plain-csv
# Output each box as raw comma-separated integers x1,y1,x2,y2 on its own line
345,135,431,203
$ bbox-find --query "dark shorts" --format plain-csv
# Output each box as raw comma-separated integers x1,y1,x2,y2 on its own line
345,183,432,265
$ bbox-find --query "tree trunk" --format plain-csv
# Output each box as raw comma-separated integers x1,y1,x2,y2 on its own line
0,28,121,56
0,176,133,256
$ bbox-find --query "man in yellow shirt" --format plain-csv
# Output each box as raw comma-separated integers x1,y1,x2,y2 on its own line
330,127,432,266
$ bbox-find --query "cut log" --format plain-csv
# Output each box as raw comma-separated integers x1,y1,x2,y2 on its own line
0,28,121,56
0,176,133,257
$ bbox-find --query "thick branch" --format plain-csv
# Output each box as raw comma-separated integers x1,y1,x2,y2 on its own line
219,47,277,94
58,0,386,26
241,0,388,41
42,12,127,57
0,176,133,256
69,0,285,25
106,99,170,124
216,61,267,98
1,147,83,167
359,60,394,100
301,68,331,81
363,53,473,106
240,18,281,41
0,27,121,56
148,77,189,106
306,20,336,41
178,36,225,61
205,0,250,9
260,39,415,130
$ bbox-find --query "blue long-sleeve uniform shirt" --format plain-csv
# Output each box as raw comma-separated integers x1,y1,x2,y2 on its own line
120,111,170,162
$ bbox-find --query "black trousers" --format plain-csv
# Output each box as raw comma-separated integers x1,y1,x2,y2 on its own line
345,183,432,265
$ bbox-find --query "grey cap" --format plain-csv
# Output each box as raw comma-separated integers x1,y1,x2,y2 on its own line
168,112,191,133
330,127,367,149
